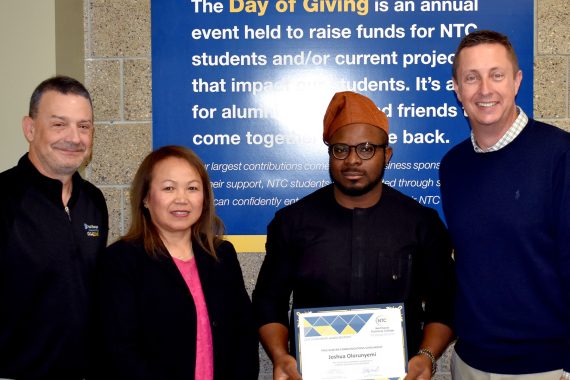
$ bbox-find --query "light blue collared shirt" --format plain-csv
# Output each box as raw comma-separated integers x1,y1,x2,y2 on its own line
470,106,528,153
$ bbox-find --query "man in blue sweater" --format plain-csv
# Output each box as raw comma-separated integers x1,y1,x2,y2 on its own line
440,30,570,379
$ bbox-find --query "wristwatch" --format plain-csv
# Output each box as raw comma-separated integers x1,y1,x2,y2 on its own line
417,348,437,375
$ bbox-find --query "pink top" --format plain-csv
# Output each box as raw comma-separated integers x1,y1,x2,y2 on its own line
173,256,214,380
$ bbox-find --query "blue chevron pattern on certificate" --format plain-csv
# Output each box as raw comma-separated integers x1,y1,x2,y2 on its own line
302,312,374,337
294,303,406,380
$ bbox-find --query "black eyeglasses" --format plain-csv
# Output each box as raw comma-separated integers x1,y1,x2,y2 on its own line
328,142,388,160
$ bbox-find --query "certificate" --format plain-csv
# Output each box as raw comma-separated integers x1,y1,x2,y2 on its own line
294,303,407,380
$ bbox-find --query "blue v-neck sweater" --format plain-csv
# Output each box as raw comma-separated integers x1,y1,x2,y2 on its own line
440,119,570,374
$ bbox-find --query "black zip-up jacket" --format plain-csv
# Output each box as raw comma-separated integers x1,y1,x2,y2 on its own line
0,154,108,379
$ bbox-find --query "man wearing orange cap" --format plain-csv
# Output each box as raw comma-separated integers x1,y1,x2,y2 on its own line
253,91,455,379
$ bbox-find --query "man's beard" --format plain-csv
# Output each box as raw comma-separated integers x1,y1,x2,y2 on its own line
329,166,385,197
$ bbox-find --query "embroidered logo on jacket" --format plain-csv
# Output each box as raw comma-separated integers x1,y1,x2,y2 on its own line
84,223,100,237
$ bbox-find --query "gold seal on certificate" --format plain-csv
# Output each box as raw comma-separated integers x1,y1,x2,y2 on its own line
294,303,407,380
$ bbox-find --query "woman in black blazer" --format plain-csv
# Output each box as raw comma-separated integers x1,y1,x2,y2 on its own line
96,146,259,380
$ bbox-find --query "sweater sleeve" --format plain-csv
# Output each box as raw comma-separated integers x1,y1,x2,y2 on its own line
555,150,570,371
218,241,260,379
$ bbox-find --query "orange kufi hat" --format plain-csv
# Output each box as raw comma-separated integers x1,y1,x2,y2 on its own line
323,91,389,143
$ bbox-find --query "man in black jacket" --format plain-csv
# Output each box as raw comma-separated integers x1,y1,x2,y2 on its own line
253,91,455,380
0,76,108,379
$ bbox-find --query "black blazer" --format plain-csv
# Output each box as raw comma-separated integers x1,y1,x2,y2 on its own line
95,238,259,380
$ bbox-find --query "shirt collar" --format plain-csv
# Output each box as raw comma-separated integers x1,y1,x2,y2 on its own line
471,106,528,153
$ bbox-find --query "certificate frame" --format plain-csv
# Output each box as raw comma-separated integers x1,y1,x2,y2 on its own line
294,303,407,380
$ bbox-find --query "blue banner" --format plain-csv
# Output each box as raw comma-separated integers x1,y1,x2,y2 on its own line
152,0,533,236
